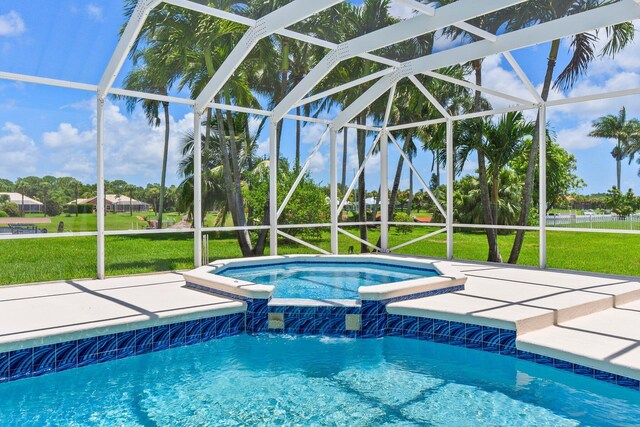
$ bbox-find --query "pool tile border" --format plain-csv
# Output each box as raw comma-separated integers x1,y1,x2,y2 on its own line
0,305,637,392
0,313,244,384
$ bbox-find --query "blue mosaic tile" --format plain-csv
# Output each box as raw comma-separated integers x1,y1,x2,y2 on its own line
386,314,403,336
200,318,217,341
361,315,385,338
498,331,516,349
230,314,244,335
516,350,535,361
153,325,171,351
96,350,117,364
169,322,187,348
432,319,449,336
185,320,202,345
55,341,78,372
500,344,517,357
32,345,56,377
268,306,287,314
553,358,574,372
77,337,98,367
360,300,382,316
573,365,594,377
594,369,617,383
482,342,501,353
319,316,346,335
534,353,555,366
215,315,231,338
117,331,137,359
449,321,466,346
97,333,118,354
135,328,154,354
0,352,9,383
418,317,434,340
402,316,419,339
285,317,314,334
464,324,483,348
616,376,640,390
9,348,33,380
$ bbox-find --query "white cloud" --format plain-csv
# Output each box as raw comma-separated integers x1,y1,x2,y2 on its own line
388,2,416,20
86,4,104,21
433,30,464,52
300,122,328,144
0,122,37,175
43,123,95,148
0,11,25,37
556,122,607,151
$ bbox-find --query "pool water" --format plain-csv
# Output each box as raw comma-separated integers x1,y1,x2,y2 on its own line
217,262,439,299
0,335,638,426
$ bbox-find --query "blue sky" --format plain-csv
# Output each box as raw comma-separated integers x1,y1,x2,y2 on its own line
0,1,639,195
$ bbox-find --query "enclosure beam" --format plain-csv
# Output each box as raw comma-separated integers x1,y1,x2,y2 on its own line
502,52,543,103
273,0,526,122
539,105,547,268
387,132,446,217
98,0,162,99
408,75,450,118
446,118,454,260
96,97,106,279
269,121,278,255
277,126,329,218
337,132,382,214
422,71,533,105
194,0,341,114
330,129,339,254
336,0,640,128
380,131,389,252
193,110,203,267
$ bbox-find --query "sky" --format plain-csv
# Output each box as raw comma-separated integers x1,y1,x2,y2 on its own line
1,1,640,195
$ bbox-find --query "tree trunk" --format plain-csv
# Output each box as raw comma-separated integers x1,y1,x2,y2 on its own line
616,142,622,189
407,144,414,215
341,127,348,193
357,113,368,253
157,99,170,229
213,106,252,257
224,103,253,257
491,171,500,225
474,60,502,263
276,39,289,160
509,39,560,264
295,105,301,171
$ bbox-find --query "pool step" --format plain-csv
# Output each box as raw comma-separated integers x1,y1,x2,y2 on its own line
385,268,640,335
516,300,640,381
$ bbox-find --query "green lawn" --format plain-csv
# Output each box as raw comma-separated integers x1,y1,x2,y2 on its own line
0,227,638,285
24,212,183,232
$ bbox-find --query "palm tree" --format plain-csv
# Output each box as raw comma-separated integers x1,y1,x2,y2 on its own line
481,112,535,225
120,46,178,229
589,107,640,190
508,1,635,264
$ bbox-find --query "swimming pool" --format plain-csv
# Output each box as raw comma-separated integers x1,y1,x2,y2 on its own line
0,335,637,426
217,261,440,299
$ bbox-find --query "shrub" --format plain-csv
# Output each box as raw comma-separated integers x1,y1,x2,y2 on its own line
44,201,63,217
0,210,8,217
393,212,412,234
2,202,20,217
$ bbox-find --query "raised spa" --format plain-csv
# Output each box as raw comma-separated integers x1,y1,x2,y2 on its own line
183,254,466,302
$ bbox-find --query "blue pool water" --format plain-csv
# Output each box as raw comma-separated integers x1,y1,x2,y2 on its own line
217,262,439,299
0,335,638,426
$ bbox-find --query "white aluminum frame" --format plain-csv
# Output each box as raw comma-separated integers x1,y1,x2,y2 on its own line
1,0,639,277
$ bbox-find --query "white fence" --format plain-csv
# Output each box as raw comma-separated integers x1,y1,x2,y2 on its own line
546,214,640,230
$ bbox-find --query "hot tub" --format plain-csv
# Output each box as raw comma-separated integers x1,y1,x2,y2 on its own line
183,255,466,338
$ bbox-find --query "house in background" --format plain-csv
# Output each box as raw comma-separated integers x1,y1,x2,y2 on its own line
67,194,150,213
0,192,43,213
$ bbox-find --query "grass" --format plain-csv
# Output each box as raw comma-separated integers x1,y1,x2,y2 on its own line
23,212,183,232
0,227,638,286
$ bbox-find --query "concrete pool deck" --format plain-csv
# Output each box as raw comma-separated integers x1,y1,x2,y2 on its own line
1,259,639,380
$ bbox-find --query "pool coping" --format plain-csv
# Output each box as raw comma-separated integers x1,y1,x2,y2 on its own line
182,254,466,301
